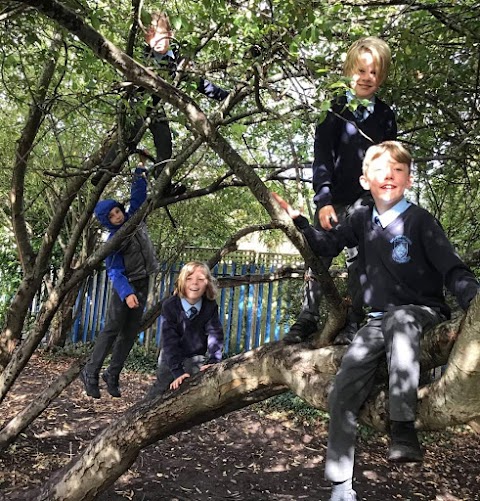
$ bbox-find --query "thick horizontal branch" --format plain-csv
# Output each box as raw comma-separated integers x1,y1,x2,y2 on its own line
30,307,472,501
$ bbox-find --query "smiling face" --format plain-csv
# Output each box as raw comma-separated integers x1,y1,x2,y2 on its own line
183,267,209,304
360,151,413,214
349,50,380,100
108,206,125,226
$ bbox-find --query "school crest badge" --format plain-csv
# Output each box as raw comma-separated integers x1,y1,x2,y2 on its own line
390,235,412,263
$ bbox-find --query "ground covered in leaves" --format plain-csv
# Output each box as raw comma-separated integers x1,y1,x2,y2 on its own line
0,353,479,501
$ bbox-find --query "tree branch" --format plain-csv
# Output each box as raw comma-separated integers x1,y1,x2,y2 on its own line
10,32,62,274
28,310,471,500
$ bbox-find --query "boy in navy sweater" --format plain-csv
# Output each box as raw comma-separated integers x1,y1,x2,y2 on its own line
274,141,479,501
286,37,397,344
146,261,224,397
81,166,158,399
92,11,228,190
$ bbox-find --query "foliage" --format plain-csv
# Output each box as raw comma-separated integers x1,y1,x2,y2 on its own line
1,0,479,264
123,342,158,374
0,0,479,400
254,391,329,425
0,229,22,325
0,4,479,497
275,276,305,331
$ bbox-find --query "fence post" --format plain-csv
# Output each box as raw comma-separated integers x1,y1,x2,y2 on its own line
254,263,265,348
235,264,247,352
225,262,236,354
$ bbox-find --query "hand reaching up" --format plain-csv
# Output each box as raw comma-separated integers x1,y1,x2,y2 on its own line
271,192,301,219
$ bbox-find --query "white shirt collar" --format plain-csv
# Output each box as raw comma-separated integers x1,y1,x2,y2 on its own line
181,297,202,313
372,197,411,228
152,49,175,61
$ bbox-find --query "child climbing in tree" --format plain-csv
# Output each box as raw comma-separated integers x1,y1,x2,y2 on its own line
92,11,229,192
81,162,158,399
285,36,397,345
274,141,479,501
146,261,224,397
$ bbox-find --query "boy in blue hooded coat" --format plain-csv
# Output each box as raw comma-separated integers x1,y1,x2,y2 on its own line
80,166,158,398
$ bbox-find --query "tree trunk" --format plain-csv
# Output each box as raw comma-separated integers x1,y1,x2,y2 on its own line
3,5,478,500
0,33,62,370
18,0,348,344
47,283,82,348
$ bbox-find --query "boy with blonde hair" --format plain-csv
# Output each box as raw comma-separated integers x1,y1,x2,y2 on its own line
146,261,224,397
274,141,479,501
285,36,397,344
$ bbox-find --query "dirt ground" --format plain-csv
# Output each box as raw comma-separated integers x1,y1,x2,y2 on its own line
1,354,479,501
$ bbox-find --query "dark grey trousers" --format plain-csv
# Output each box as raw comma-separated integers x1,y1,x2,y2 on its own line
103,107,172,178
146,353,205,398
324,304,443,482
85,279,148,378
297,194,372,326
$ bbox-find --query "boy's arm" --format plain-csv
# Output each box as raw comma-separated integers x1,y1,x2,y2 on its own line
175,48,228,101
155,46,229,102
312,111,338,209
423,218,480,310
197,77,229,101
161,302,188,379
106,252,135,301
294,214,351,257
272,192,354,257
128,167,148,216
205,304,224,364
446,267,480,310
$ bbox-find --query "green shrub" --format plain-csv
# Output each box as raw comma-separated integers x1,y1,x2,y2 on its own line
253,391,329,425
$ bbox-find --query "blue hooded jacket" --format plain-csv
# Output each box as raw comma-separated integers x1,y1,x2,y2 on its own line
94,168,158,300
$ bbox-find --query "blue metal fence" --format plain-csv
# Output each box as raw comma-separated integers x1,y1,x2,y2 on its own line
68,251,303,356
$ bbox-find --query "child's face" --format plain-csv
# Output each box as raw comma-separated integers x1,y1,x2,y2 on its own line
108,206,125,226
184,267,208,304
349,51,380,100
360,151,412,214
147,28,172,54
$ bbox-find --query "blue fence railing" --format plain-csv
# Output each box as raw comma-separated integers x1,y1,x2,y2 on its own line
67,255,303,356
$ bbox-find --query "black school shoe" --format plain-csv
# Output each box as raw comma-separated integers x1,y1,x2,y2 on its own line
79,368,100,399
388,420,424,463
102,370,121,398
283,318,318,344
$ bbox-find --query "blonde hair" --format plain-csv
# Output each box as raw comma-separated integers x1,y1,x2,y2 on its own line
175,261,218,300
145,11,172,43
343,36,392,85
363,141,412,174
